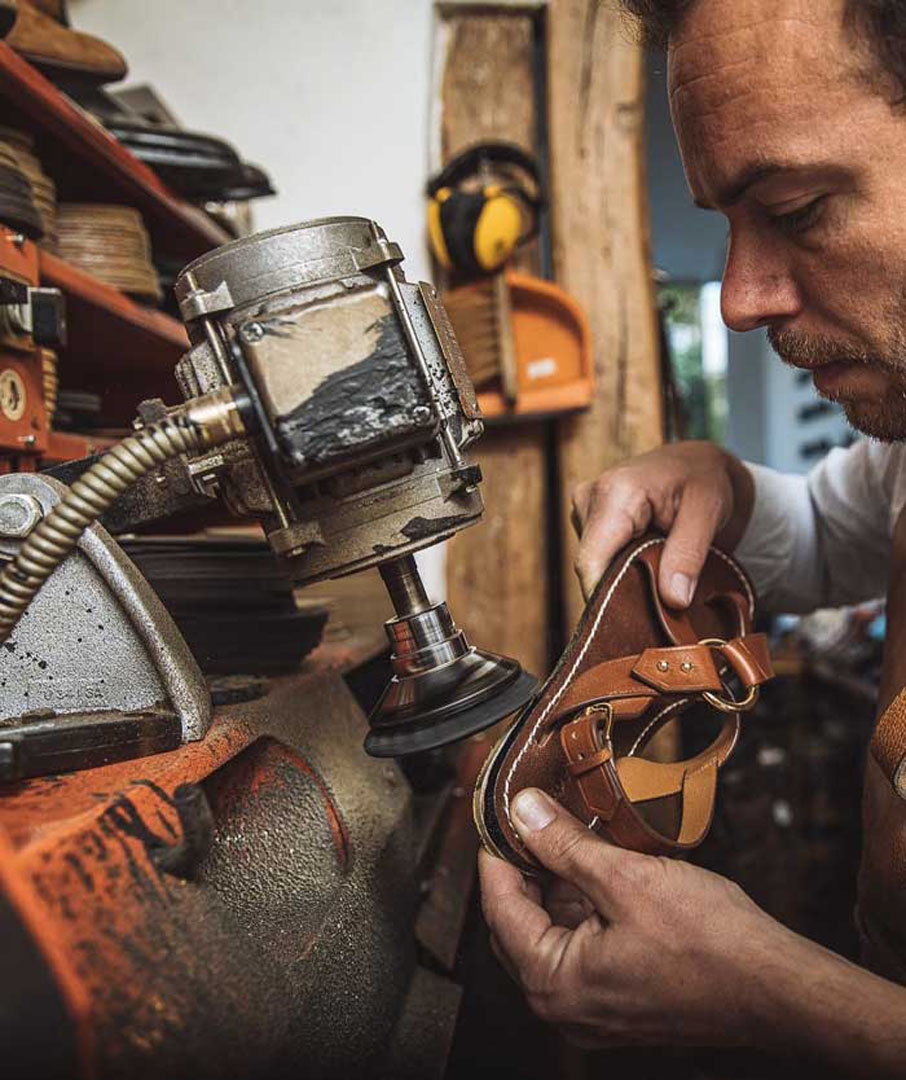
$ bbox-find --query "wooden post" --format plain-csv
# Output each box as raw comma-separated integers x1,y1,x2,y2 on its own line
436,9,552,678
547,0,664,628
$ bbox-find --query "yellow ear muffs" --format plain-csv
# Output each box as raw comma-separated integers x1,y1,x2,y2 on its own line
427,187,454,269
472,185,523,273
427,184,525,277
426,141,544,276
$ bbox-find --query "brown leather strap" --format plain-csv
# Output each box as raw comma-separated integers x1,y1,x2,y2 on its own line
554,633,773,719
559,706,620,821
559,696,742,852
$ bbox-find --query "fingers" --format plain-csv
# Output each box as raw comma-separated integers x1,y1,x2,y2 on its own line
478,848,570,979
658,481,726,608
509,789,646,917
573,482,652,600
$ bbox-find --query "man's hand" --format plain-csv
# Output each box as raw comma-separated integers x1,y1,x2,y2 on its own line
571,441,754,606
479,788,802,1050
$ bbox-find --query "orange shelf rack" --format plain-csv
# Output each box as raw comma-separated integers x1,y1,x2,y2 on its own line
39,250,189,427
0,41,229,261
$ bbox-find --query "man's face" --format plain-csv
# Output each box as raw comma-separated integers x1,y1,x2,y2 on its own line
669,0,906,439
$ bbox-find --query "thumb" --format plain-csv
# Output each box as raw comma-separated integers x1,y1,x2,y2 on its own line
510,788,635,915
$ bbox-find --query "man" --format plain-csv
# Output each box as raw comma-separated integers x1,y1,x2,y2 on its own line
479,1,906,1072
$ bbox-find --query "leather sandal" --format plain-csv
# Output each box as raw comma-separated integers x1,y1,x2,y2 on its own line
7,0,127,84
474,533,774,872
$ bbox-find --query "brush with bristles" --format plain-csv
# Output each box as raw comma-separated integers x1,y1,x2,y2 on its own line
442,273,519,404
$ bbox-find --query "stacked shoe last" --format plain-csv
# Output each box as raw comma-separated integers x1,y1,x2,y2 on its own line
0,142,42,240
0,126,57,247
56,203,162,302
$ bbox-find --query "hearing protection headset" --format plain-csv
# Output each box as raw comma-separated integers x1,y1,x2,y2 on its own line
426,141,544,277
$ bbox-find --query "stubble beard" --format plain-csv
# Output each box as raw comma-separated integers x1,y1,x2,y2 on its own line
767,326,906,442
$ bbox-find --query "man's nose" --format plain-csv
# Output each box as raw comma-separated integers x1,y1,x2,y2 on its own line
720,232,802,333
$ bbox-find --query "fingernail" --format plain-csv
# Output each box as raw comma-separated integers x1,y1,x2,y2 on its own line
671,572,693,606
512,789,556,834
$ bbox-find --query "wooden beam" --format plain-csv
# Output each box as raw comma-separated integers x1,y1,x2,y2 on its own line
436,8,551,678
548,0,664,628
437,1,548,14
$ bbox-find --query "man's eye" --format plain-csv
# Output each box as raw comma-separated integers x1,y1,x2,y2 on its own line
770,196,828,235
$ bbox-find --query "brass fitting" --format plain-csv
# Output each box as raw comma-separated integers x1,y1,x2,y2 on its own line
182,386,247,448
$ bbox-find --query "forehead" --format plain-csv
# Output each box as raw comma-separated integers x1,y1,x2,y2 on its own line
667,0,873,195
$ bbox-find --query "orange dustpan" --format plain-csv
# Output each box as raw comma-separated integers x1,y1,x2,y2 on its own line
443,269,594,421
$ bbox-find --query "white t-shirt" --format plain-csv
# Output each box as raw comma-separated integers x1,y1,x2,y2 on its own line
735,441,906,613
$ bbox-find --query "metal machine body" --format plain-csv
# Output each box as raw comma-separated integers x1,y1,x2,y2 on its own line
171,219,537,753
172,217,484,575
0,216,536,767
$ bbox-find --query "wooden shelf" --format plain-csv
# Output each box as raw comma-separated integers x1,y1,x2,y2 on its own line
0,42,229,260
39,250,188,424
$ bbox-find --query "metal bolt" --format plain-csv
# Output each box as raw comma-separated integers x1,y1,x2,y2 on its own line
0,493,43,537
19,434,36,447
656,659,669,672
680,660,693,673
413,405,432,424
11,233,25,249
241,321,264,343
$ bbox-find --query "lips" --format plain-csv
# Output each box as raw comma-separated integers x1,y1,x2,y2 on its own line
811,360,891,399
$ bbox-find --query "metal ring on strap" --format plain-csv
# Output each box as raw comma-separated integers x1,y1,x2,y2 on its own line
698,638,761,714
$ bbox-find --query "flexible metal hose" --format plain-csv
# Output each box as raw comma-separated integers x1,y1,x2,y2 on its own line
0,412,213,644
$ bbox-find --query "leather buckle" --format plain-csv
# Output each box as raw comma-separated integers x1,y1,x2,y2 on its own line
578,701,614,733
698,638,760,714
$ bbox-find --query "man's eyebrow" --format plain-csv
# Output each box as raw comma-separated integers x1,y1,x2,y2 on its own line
693,162,809,210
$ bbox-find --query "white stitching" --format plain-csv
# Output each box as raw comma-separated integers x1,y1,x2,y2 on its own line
712,545,755,619
627,698,688,757
501,539,755,832
686,717,741,778
502,538,662,830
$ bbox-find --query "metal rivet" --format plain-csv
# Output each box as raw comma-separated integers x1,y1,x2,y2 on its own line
656,659,669,672
680,660,693,673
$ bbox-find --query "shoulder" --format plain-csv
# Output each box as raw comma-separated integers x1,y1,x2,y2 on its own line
849,440,906,535
806,439,906,536
875,441,906,532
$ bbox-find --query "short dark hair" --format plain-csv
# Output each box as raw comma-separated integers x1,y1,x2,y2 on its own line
621,0,906,105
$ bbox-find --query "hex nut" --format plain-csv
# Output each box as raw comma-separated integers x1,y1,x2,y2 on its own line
0,493,43,537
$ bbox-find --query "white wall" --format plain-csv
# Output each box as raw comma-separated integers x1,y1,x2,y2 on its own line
72,0,448,596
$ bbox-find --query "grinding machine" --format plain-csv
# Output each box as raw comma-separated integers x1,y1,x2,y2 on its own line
0,218,538,1078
